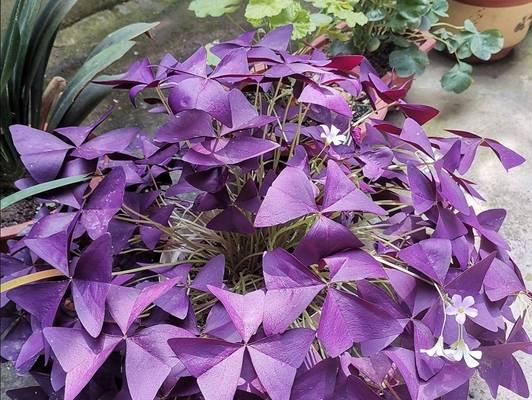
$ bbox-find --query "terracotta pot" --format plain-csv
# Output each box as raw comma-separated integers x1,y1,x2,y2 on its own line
0,221,33,252
445,0,532,60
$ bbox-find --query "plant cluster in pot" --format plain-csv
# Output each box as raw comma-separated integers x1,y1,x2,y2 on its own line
1,25,530,400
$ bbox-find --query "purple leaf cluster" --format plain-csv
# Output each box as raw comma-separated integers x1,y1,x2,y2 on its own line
2,25,530,400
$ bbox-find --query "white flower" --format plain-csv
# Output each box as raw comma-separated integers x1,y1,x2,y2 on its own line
420,336,446,358
445,339,482,368
320,125,347,146
446,294,478,325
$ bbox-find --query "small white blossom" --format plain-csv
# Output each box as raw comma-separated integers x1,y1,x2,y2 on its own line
446,294,478,325
320,125,347,146
420,336,446,358
445,339,482,368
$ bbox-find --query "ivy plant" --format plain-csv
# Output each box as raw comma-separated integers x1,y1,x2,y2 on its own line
188,0,503,93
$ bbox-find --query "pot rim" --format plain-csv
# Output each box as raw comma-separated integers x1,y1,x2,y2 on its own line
450,0,532,7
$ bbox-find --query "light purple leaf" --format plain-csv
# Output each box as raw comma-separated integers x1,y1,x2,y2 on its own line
155,110,216,142
324,250,385,282
169,337,244,400
317,289,403,357
247,328,315,400
10,125,73,183
294,216,363,266
299,83,351,116
43,327,121,400
400,118,434,158
106,277,180,334
81,167,126,239
407,163,436,213
255,167,317,227
262,249,324,334
208,286,264,343
125,325,193,400
183,136,279,166
322,161,386,215
398,238,452,284
24,212,78,276
71,128,138,159
168,77,232,127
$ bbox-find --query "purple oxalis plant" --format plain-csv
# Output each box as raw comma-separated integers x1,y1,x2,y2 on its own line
1,25,530,400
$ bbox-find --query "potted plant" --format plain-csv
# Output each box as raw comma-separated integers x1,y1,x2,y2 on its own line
1,25,530,400
445,0,532,60
188,0,504,93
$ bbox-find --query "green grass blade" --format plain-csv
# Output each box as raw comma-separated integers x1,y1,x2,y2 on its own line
47,40,135,130
87,21,159,59
1,174,90,210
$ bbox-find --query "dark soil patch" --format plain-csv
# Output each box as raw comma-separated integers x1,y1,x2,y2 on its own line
352,95,373,121
366,42,394,77
1,198,38,228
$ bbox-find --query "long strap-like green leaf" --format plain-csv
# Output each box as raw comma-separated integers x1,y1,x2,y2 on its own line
0,174,90,210
47,21,159,131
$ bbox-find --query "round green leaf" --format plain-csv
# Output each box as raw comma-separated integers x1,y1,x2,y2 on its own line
397,0,431,21
269,2,314,39
367,37,381,52
463,19,477,33
470,29,504,61
245,0,292,19
389,45,429,77
441,62,473,93
310,13,332,27
366,9,386,22
189,0,241,18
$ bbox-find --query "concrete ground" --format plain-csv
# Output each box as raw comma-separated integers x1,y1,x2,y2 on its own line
0,0,530,398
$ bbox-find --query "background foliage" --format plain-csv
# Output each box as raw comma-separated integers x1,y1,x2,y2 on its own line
189,0,503,93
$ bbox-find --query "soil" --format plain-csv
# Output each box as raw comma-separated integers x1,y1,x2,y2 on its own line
365,42,394,76
352,95,374,121
0,198,38,228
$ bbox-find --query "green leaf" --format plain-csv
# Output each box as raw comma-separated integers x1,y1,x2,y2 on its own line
366,8,386,22
389,15,411,32
1,175,90,210
58,80,114,127
205,42,222,66
453,31,473,58
87,22,159,60
330,39,356,56
47,41,135,131
389,45,429,77
463,19,477,33
397,0,431,21
470,29,504,61
391,35,412,48
25,0,77,95
189,0,241,18
310,13,333,27
336,9,368,28
245,0,292,19
0,1,22,91
432,0,448,17
269,2,314,39
441,62,473,93
367,37,381,52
